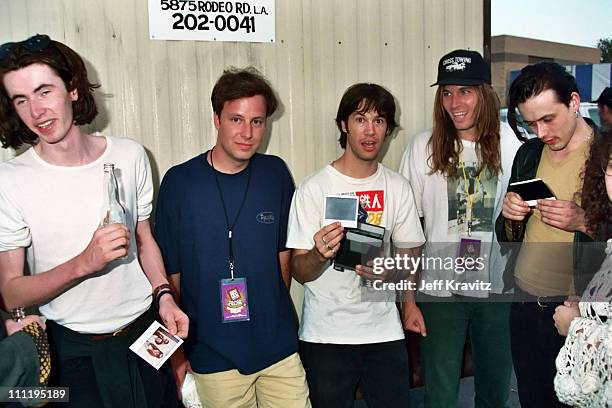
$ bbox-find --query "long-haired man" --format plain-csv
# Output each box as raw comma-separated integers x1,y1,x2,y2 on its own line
400,49,521,407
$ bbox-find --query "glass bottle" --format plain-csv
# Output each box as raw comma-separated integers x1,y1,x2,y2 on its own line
102,163,127,226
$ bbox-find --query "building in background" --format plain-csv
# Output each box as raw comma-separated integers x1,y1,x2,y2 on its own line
491,35,601,106
510,63,611,106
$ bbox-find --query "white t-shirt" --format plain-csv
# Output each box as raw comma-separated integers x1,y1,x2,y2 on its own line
0,135,153,333
286,163,425,344
399,123,521,296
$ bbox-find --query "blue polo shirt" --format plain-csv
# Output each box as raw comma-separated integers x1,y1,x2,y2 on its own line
154,152,298,374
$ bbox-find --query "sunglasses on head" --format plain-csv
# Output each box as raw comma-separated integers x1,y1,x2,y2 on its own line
0,34,52,61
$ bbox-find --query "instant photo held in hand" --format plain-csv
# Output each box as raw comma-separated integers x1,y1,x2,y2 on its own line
129,321,183,370
334,222,385,272
324,194,359,228
509,178,556,206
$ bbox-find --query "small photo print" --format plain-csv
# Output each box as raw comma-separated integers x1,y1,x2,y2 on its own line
129,321,183,370
324,194,359,228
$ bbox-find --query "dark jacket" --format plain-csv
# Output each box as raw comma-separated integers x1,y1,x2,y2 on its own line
0,331,39,387
495,137,606,294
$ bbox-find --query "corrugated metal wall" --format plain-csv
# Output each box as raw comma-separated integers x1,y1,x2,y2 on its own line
0,0,484,308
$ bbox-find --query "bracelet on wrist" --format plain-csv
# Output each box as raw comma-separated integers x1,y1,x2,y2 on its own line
157,289,174,302
153,283,176,306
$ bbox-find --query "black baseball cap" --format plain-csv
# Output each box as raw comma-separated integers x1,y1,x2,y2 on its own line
595,87,612,107
431,49,491,87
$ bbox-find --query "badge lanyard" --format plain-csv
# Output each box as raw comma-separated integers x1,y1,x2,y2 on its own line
209,148,252,280
459,159,482,236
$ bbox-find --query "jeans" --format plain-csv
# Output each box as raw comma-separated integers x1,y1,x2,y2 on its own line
510,287,571,408
299,340,411,408
419,295,512,408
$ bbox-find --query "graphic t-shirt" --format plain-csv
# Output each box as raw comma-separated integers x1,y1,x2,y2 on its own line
286,163,425,344
399,125,521,296
446,159,498,235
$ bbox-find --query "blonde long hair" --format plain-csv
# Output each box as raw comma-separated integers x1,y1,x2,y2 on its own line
427,84,502,178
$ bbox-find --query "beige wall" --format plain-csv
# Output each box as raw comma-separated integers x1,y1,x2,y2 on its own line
0,0,484,311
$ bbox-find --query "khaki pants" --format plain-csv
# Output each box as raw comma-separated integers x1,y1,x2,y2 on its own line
193,353,311,408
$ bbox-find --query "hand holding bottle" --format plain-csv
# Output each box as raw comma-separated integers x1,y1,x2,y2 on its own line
73,163,130,277
76,224,130,276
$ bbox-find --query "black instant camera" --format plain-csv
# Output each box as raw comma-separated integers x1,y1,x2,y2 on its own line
333,222,386,271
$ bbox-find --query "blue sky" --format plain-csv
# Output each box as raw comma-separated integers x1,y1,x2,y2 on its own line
492,0,611,48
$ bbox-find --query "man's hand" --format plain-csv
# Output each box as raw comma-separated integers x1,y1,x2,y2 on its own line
553,301,581,336
536,199,587,233
170,347,192,400
291,222,345,284
76,224,130,276
312,222,344,261
402,301,427,337
158,295,189,339
5,315,45,336
502,192,531,221
355,260,394,283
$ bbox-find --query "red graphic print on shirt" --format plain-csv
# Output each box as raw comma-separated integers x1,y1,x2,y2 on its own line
356,190,385,226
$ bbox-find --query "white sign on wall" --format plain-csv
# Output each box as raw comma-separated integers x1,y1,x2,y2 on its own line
148,0,275,43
